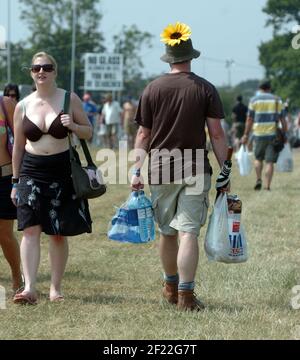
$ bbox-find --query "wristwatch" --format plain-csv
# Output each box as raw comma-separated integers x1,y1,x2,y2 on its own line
11,177,19,184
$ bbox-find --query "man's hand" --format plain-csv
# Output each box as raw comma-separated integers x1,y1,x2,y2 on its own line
240,134,248,145
219,180,231,193
130,174,144,191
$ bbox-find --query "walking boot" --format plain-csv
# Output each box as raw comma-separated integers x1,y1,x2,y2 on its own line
177,289,205,311
162,282,178,304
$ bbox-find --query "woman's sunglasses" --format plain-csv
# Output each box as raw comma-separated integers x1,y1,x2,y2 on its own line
30,64,55,73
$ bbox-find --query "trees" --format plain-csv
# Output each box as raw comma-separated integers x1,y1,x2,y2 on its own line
112,24,153,97
0,0,105,92
259,0,300,108
0,1,154,98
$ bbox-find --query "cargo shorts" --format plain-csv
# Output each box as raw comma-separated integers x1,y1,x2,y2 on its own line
150,174,211,237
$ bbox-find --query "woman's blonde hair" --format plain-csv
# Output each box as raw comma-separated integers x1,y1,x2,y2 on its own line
31,52,58,71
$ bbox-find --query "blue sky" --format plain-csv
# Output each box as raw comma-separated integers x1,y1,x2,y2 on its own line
1,0,273,87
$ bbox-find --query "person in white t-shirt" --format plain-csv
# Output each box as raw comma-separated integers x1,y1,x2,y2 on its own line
100,93,122,149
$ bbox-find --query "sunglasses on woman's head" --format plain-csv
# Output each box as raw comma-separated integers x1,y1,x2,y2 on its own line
30,64,55,73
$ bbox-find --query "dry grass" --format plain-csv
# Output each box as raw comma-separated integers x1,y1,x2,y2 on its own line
0,148,299,340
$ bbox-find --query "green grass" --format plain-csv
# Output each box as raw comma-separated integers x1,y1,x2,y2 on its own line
0,148,299,340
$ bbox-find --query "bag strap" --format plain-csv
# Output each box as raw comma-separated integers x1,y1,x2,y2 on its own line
274,96,280,126
64,91,96,167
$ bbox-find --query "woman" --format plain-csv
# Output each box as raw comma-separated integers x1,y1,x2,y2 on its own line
0,95,23,294
11,52,93,305
3,83,20,103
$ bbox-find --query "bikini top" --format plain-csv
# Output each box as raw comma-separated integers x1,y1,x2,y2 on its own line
22,94,69,142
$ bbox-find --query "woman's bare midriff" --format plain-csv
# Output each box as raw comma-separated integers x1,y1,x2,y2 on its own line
25,135,69,156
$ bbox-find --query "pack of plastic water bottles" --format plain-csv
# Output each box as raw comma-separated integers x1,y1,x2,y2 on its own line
108,191,155,244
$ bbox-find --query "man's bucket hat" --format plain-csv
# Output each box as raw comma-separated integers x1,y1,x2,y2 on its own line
160,22,200,64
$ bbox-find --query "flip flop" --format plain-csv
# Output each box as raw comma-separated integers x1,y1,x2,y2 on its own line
50,295,64,302
13,292,37,305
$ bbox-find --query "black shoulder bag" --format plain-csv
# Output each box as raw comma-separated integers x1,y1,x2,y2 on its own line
272,97,285,153
64,92,106,199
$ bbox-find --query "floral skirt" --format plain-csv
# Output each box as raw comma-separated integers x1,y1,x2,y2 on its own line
17,151,92,236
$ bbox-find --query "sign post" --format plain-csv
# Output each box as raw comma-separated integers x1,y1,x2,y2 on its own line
84,53,123,93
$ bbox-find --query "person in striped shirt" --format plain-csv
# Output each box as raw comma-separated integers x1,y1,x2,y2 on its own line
241,80,287,190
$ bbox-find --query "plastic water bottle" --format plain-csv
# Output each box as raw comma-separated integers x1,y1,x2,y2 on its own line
136,191,155,242
125,191,143,242
141,192,155,241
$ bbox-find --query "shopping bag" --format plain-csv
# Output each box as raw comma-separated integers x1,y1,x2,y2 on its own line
236,145,252,176
108,191,155,244
204,193,248,263
276,143,293,172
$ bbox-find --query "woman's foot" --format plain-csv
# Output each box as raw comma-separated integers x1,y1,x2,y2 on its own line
13,291,37,305
50,295,64,302
50,287,64,302
12,275,25,295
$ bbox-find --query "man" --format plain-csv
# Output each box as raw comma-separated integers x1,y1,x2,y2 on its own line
122,97,138,149
130,22,228,311
100,93,122,149
231,95,248,145
82,93,98,143
241,80,287,191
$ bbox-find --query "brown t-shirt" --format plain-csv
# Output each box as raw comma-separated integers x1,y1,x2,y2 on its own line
135,72,225,184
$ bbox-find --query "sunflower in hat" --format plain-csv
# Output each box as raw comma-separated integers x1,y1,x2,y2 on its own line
160,22,192,46
160,22,200,64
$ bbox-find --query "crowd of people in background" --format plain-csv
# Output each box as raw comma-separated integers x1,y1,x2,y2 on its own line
80,91,138,150
3,84,300,154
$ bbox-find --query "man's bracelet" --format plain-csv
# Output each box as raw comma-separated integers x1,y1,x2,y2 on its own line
12,183,18,188
132,168,141,177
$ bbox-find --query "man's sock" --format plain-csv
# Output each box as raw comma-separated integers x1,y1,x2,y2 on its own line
178,281,195,291
163,273,179,283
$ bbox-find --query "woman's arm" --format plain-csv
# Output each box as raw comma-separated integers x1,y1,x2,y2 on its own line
60,92,92,140
12,103,26,178
3,96,16,131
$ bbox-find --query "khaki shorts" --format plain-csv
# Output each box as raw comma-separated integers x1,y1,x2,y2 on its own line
150,174,211,236
106,124,118,136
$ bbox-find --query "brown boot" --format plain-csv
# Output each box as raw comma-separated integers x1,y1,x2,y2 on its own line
162,282,178,304
177,289,205,311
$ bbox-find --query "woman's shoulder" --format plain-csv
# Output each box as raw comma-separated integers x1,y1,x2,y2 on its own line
22,92,36,103
1,96,16,112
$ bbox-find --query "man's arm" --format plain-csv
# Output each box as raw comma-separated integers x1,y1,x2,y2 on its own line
131,126,151,190
206,117,228,168
241,116,254,144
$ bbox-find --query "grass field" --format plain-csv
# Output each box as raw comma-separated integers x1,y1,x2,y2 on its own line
0,148,299,340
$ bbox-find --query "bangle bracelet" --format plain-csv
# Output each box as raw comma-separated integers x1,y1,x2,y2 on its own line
11,177,19,184
12,183,18,188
